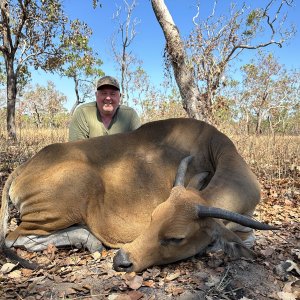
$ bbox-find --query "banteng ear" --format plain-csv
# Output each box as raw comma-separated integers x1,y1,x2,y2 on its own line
203,219,255,259
187,172,209,190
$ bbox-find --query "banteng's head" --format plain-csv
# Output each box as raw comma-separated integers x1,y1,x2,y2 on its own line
113,156,276,272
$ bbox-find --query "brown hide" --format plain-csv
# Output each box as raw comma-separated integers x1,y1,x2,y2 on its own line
0,118,262,271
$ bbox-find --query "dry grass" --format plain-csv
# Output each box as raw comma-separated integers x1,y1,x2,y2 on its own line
1,126,298,181
231,134,299,185
0,128,68,175
0,125,299,181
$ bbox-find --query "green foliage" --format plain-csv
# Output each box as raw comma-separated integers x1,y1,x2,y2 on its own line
0,0,75,138
0,60,5,86
60,19,104,109
55,18,103,77
17,65,31,95
246,9,262,26
0,56,31,92
242,30,253,36
2,0,70,72
212,96,235,126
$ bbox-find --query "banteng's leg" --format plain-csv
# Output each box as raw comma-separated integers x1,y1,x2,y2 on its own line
5,225,103,253
226,214,256,248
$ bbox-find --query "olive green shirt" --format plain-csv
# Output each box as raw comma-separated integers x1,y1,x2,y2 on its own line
69,102,141,141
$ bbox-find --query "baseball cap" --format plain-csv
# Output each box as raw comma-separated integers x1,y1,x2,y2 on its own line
96,76,120,90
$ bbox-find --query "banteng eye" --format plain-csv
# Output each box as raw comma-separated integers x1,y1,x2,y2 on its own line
160,237,184,246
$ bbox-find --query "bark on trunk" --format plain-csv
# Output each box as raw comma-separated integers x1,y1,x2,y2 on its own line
255,111,263,135
70,76,81,115
151,0,211,122
6,59,17,140
121,46,127,105
1,1,17,140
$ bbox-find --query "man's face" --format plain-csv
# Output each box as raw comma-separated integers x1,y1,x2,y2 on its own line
96,86,121,116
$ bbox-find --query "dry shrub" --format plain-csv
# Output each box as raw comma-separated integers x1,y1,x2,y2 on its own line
224,132,299,202
0,128,68,175
140,99,187,123
231,134,299,178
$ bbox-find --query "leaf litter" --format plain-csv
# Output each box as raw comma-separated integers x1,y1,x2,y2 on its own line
0,173,299,299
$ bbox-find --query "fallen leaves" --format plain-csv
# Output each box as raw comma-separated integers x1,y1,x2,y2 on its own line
91,250,102,260
123,273,143,290
260,246,276,257
7,269,21,279
165,269,181,281
108,291,144,300
1,238,298,300
0,167,299,299
1,262,17,274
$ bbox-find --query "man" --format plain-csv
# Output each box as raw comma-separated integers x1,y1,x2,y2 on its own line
69,76,141,141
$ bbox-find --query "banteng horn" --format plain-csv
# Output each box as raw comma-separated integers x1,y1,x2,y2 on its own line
174,155,193,186
197,205,278,230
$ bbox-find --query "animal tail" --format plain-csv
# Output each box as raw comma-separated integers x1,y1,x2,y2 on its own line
0,167,17,247
0,165,38,270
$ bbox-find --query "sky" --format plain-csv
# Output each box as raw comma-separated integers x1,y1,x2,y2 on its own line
31,0,300,111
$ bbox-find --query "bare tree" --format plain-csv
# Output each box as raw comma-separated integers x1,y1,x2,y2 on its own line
111,0,140,105
151,0,295,123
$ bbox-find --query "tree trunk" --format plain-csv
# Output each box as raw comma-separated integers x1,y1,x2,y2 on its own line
33,103,42,128
255,111,263,135
1,1,17,140
268,115,274,136
121,47,127,105
245,110,250,135
70,76,81,114
6,59,17,140
151,0,211,122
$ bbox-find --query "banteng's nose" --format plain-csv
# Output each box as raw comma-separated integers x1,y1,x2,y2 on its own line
113,249,133,272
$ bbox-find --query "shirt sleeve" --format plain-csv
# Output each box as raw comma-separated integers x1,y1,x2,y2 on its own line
130,109,141,130
68,107,89,141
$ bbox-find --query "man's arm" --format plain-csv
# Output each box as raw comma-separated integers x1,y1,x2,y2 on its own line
68,107,89,141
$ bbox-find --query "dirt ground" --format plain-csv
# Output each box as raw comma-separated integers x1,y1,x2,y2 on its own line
0,168,299,299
